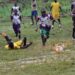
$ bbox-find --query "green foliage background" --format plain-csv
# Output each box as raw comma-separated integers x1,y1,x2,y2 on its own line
0,0,71,18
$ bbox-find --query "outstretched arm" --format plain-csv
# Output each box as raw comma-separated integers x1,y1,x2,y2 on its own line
0,32,14,49
1,32,12,42
71,4,74,11
19,15,22,21
11,15,13,21
11,8,13,14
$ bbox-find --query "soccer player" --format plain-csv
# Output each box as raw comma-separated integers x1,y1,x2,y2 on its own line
11,2,21,15
11,10,21,39
31,0,38,25
50,0,62,28
71,0,75,39
0,32,32,49
36,8,53,46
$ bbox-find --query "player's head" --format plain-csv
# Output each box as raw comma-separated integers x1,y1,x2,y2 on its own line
41,8,46,17
54,0,57,2
33,4,36,7
14,2,17,6
32,0,35,2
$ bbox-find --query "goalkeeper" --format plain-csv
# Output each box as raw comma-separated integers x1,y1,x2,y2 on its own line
0,32,32,49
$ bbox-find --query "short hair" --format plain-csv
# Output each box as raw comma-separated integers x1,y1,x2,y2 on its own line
41,8,46,14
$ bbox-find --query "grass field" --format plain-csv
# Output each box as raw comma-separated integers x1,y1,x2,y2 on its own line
0,0,75,75
0,15,75,75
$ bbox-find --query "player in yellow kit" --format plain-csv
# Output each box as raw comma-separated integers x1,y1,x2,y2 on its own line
0,32,32,49
50,0,62,28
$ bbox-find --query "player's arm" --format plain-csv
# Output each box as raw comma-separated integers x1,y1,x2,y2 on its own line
19,7,21,12
59,3,62,12
36,16,40,22
59,3,63,16
11,15,13,21
19,15,22,21
60,6,62,11
71,3,74,11
50,3,52,11
50,14,53,20
48,14,53,20
11,8,13,14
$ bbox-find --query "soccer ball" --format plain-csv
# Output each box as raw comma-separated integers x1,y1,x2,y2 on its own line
53,43,65,52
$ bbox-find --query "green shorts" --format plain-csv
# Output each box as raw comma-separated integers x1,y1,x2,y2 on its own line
40,29,49,37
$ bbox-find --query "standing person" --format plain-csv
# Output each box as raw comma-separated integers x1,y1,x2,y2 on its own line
11,2,21,15
11,10,21,39
50,0,62,28
36,8,53,46
31,0,38,25
71,0,75,39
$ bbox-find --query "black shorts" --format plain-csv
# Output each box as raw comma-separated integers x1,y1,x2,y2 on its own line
13,23,20,33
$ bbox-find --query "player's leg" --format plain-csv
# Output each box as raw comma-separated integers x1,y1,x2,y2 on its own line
42,26,51,46
52,19,55,28
13,24,18,37
51,13,56,28
58,18,62,27
40,29,47,46
72,17,75,39
41,35,47,46
34,10,38,25
72,27,75,39
18,24,21,39
31,11,34,25
21,37,32,49
23,37,27,46
46,26,51,38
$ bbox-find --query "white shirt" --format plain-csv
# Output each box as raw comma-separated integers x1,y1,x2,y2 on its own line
38,14,51,27
12,15,21,24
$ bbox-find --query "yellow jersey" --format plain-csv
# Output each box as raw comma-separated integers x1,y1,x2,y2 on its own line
5,40,22,49
51,2,61,19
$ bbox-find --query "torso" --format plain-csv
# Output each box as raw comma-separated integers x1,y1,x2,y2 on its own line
51,2,60,13
12,15,21,24
39,14,51,28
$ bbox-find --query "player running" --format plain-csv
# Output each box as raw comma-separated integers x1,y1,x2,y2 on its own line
36,8,53,46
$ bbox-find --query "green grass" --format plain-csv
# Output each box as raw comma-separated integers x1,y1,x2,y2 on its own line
0,0,71,18
0,0,75,75
0,15,75,75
